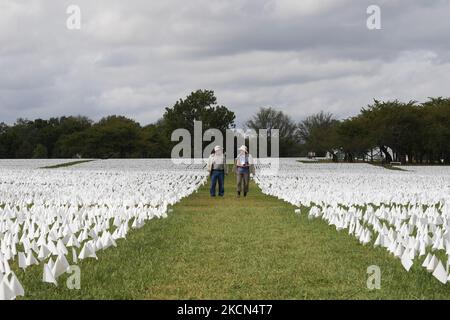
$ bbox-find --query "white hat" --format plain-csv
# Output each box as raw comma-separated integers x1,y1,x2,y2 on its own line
238,145,247,152
214,145,223,152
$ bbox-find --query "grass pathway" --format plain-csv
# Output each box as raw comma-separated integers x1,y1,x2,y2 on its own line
18,173,450,299
40,160,94,169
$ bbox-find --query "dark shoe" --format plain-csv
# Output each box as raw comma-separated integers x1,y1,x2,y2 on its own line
237,192,241,198
244,192,247,197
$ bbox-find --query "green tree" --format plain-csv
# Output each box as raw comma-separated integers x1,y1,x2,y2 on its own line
82,116,145,158
32,144,48,159
140,120,171,158
246,107,300,157
298,111,340,160
360,100,423,164
420,97,450,163
161,90,235,152
53,116,93,157
53,131,86,158
337,117,372,162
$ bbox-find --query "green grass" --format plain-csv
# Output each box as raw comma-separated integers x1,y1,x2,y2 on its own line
297,159,333,164
384,165,407,171
369,163,408,171
13,172,450,300
297,160,408,171
40,160,95,169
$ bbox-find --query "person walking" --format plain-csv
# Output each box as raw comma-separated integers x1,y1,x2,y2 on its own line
235,145,255,197
207,145,227,197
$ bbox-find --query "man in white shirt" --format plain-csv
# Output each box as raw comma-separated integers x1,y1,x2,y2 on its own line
207,145,228,197
235,145,255,197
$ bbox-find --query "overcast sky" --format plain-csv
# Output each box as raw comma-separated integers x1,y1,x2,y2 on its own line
1,0,450,126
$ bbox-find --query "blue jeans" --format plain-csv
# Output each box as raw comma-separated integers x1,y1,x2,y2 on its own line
210,170,225,197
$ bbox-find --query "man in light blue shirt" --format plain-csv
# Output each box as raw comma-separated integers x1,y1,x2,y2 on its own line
235,145,254,197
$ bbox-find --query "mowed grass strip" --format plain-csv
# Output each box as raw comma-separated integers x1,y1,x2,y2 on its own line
15,172,450,299
40,160,95,169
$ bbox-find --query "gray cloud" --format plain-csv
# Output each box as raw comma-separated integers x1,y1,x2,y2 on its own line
1,0,450,126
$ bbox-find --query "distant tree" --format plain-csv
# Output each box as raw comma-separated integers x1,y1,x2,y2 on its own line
141,120,171,158
0,123,10,157
53,131,86,158
54,116,143,158
246,107,299,157
161,89,235,155
53,116,93,157
420,97,450,164
337,117,372,162
59,116,92,134
32,144,48,159
360,100,423,164
1,95,448,162
163,90,235,133
297,111,340,160
82,116,145,158
171,91,231,125
16,140,34,158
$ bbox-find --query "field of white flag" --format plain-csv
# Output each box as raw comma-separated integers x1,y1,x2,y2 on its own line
0,159,207,300
255,160,450,285
2,158,450,299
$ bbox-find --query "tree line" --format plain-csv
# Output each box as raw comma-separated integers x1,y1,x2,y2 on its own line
295,98,450,164
1,90,449,164
0,90,235,159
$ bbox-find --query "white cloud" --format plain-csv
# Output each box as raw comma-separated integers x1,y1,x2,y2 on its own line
263,0,353,18
1,0,449,125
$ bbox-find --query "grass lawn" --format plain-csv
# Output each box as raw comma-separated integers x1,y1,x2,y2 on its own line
368,163,408,171
14,171,450,299
40,160,94,169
